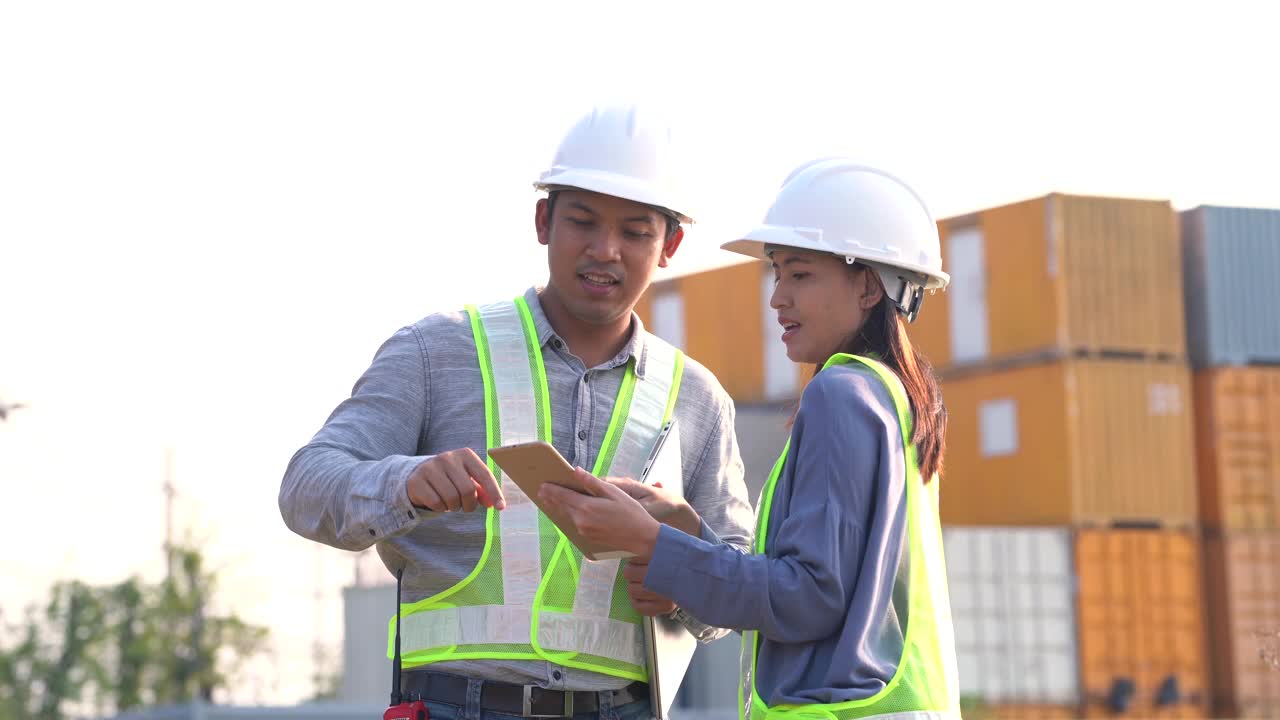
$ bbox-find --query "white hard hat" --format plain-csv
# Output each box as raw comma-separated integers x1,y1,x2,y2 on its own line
722,158,949,321
534,105,694,224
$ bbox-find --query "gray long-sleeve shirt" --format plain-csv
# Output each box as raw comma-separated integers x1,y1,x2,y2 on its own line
645,363,910,705
279,286,755,691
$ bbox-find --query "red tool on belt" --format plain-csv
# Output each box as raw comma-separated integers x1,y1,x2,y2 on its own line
384,567,428,720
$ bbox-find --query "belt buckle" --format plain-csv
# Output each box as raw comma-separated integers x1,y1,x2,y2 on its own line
522,685,573,718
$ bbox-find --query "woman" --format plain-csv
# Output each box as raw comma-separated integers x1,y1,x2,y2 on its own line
540,158,960,720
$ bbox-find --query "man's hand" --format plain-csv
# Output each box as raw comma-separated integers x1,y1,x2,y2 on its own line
408,448,505,512
623,558,677,616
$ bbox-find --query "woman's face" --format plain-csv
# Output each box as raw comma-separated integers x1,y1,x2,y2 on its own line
769,248,884,364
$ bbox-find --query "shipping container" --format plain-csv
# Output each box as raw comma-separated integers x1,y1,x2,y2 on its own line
639,263,809,403
644,282,685,349
911,194,1186,370
943,527,1079,704
1193,367,1280,530
1203,530,1280,719
961,703,1079,720
939,358,1197,527
1181,205,1280,368
944,528,1208,716
1075,529,1208,719
681,262,766,401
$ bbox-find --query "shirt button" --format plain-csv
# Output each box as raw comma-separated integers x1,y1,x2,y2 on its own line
553,339,563,349
578,430,587,441
553,670,562,681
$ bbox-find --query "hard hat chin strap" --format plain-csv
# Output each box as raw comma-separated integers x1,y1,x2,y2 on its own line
858,259,924,324
896,282,925,323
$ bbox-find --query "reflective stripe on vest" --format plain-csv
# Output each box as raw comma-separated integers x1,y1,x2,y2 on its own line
390,297,684,681
739,354,959,720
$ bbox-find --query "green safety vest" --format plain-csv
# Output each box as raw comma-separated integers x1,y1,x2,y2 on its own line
387,297,684,681
741,354,960,720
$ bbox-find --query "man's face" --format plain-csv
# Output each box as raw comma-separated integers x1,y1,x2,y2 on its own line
536,190,683,326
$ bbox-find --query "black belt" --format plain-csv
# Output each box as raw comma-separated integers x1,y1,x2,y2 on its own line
402,670,648,718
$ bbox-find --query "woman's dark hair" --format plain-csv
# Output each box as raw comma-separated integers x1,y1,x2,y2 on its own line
817,265,947,482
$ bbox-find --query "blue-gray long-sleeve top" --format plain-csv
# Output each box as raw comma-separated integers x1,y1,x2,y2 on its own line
644,363,910,705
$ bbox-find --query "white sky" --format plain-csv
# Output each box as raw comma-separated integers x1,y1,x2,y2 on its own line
2,0,1278,707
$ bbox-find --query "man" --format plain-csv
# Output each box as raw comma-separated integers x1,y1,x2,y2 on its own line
279,105,753,720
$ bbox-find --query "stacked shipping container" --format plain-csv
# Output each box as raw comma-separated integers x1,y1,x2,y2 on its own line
913,193,1210,719
944,527,1080,717
911,194,1187,369
945,528,1211,719
938,359,1196,527
1182,206,1280,719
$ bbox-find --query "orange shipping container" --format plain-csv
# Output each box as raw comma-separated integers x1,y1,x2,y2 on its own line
1075,529,1209,719
970,704,1079,720
911,194,1186,371
1193,367,1280,530
639,262,809,403
939,358,1197,527
1202,530,1280,719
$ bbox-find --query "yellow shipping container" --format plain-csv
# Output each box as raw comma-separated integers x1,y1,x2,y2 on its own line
939,358,1196,527
681,262,765,401
911,194,1186,371
1193,367,1280,530
638,262,809,403
1075,529,1209,719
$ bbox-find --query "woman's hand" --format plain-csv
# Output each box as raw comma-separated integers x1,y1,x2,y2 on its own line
606,478,702,537
538,469,662,561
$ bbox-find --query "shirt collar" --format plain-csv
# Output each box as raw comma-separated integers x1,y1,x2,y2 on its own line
524,286,647,377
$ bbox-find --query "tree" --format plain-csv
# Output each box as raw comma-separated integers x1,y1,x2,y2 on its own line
145,548,268,705
0,582,104,720
109,579,147,711
0,607,39,719
0,544,270,719
308,644,342,703
36,583,104,719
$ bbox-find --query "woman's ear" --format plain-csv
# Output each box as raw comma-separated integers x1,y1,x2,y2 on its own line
860,267,886,310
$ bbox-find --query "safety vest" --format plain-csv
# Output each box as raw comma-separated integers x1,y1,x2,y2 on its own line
388,296,685,682
740,354,959,720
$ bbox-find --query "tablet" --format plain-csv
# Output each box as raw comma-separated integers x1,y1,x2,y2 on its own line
487,440,635,561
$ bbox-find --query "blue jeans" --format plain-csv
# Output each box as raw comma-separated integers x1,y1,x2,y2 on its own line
418,677,654,720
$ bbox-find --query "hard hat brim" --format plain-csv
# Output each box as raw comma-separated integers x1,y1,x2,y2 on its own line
720,226,813,261
534,168,693,224
722,228,950,290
